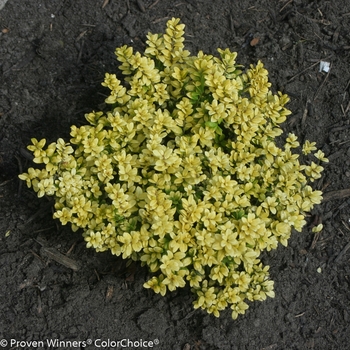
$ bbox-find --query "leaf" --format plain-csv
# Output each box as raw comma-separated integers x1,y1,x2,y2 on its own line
205,121,218,129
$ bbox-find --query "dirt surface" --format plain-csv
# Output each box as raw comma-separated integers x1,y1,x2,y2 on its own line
1,1,350,349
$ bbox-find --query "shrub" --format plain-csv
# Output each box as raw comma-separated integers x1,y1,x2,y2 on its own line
19,18,328,319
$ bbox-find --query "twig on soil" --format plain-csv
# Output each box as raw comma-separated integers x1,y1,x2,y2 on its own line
148,0,161,10
30,249,45,263
296,10,331,25
279,0,293,13
330,124,350,133
0,179,12,187
310,230,321,250
152,16,170,24
136,0,146,12
301,99,311,128
313,65,331,101
341,101,350,116
287,56,332,83
94,269,101,281
330,138,350,146
320,182,330,195
66,240,78,256
14,154,23,197
183,309,196,319
33,227,55,234
76,30,88,42
338,227,346,238
339,139,350,146
345,79,350,92
323,189,350,202
102,0,109,9
344,80,350,92
40,247,81,271
342,220,350,232
287,61,320,83
20,148,34,161
228,14,234,31
332,26,341,43
334,242,350,264
324,198,350,220
327,150,345,162
36,236,81,271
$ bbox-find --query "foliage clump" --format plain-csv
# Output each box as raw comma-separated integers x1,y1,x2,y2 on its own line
19,18,328,319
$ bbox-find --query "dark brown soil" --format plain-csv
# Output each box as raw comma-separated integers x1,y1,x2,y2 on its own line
1,1,350,349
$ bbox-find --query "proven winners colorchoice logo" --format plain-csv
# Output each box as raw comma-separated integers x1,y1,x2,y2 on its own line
2,338,160,348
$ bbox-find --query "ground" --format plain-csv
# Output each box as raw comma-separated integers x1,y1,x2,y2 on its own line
1,0,350,349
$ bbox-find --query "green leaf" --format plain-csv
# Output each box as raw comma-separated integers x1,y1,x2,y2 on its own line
232,210,245,220
205,121,218,129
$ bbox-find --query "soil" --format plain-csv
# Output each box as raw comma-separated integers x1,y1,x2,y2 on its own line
1,0,350,349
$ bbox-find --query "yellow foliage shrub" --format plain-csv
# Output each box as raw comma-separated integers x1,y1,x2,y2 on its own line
19,18,328,319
